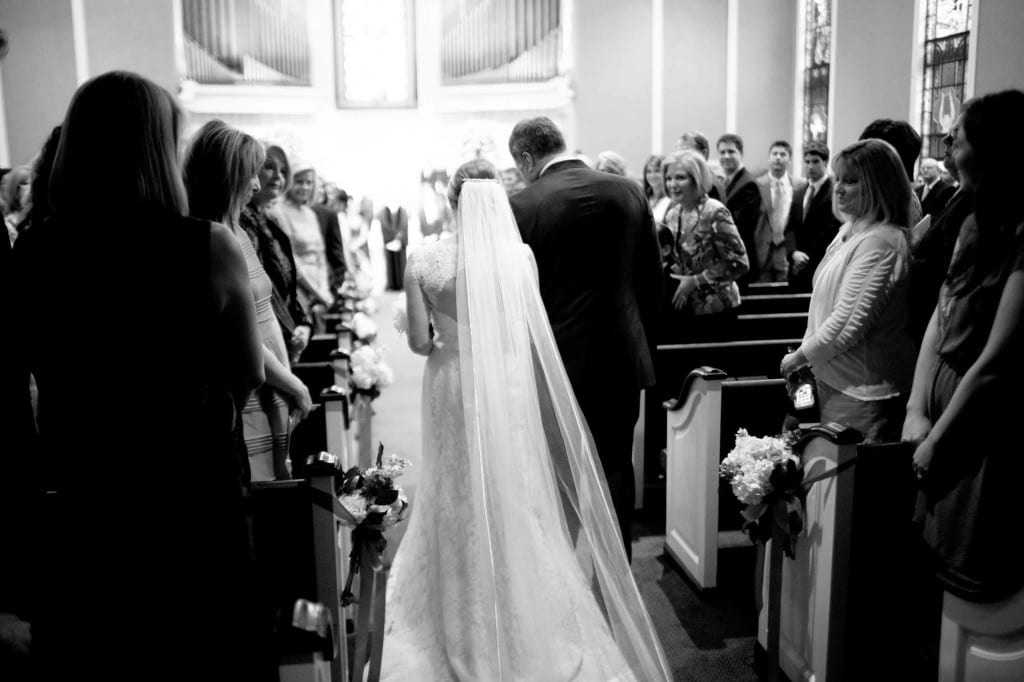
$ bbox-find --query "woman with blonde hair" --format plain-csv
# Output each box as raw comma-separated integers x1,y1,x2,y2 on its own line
275,157,334,332
780,138,916,442
184,120,313,481
660,149,749,341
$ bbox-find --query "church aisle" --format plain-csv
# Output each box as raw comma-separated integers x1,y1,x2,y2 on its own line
365,290,758,681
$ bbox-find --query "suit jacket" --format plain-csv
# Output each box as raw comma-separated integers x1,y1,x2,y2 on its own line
916,178,956,220
754,173,807,272
784,177,842,292
378,205,409,246
311,205,347,293
723,167,762,281
509,160,662,395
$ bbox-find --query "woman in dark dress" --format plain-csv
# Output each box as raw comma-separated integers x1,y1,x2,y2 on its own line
902,89,1024,602
4,71,275,680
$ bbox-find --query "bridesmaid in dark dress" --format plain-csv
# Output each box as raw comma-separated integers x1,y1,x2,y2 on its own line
903,90,1024,603
2,71,276,680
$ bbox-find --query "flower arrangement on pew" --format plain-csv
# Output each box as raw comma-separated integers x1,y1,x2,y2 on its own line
351,311,379,345
349,343,394,402
720,428,805,558
337,443,411,607
339,270,377,315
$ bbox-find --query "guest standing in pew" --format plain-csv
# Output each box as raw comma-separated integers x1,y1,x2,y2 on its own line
661,149,749,343
902,90,1024,603
785,140,842,293
1,71,277,680
184,120,313,482
780,139,916,443
508,117,662,561
858,118,924,227
311,180,347,302
642,153,671,227
717,133,763,283
275,158,334,333
240,143,314,365
907,108,975,351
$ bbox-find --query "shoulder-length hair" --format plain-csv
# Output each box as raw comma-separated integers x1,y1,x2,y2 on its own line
662,149,714,197
641,154,664,198
49,70,187,217
264,144,292,194
183,120,265,225
831,139,911,228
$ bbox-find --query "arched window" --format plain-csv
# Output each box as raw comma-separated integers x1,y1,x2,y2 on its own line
802,0,832,145
920,0,972,158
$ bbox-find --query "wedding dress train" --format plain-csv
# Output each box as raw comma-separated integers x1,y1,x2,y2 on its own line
380,182,671,681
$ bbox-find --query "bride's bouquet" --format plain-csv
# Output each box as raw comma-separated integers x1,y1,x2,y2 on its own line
719,428,805,558
349,344,394,401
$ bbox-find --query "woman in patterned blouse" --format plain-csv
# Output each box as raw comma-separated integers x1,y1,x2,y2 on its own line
661,149,749,341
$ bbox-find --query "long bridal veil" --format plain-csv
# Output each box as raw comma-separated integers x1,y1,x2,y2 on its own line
455,180,672,680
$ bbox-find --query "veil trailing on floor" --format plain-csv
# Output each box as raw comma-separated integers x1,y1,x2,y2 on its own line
455,179,672,680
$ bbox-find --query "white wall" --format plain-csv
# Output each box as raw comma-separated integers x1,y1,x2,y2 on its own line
0,0,79,166
830,0,917,151
735,0,799,173
662,0,728,158
573,0,652,175
83,0,179,95
973,0,1024,96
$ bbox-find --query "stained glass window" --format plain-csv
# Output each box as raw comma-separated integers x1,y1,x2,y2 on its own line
802,0,832,145
921,0,972,159
334,0,417,107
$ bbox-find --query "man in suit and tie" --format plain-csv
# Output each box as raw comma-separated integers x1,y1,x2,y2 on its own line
717,133,762,283
755,141,807,282
508,117,662,561
785,141,841,293
916,157,956,219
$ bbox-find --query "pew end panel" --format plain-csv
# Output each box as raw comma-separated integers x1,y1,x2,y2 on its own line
940,586,1024,682
664,367,727,589
757,424,863,682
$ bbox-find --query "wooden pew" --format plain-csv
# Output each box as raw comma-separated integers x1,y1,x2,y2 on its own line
645,337,801,507
662,368,792,589
731,312,808,341
738,293,811,316
755,427,932,682
250,457,352,682
939,587,1024,681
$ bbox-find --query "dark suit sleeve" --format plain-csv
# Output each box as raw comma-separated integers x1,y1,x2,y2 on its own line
634,198,663,358
784,186,806,257
321,210,347,292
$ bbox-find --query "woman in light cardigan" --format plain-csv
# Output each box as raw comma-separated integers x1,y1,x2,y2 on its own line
780,139,916,443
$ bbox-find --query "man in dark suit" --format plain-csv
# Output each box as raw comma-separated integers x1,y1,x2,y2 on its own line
378,204,408,291
717,133,763,283
508,117,662,560
916,157,957,219
311,202,347,297
785,141,842,293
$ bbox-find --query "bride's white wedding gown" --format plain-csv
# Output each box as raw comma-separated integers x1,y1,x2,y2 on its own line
380,237,637,681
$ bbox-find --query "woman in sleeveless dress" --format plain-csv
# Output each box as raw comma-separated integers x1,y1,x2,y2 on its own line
380,160,671,681
3,71,275,680
183,120,314,480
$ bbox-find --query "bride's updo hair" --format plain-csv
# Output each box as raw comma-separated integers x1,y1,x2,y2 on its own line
447,158,499,210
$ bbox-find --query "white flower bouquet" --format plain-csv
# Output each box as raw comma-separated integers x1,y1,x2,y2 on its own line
720,428,805,557
349,344,394,400
351,311,378,343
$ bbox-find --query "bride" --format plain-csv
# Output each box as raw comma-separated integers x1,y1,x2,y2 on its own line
381,159,672,681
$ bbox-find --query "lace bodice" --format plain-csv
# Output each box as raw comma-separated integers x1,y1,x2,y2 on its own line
407,237,460,350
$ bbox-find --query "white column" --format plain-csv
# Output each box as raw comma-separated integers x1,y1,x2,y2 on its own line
71,0,91,84
651,0,663,153
725,0,739,133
